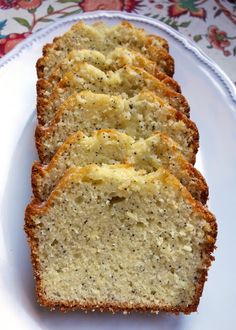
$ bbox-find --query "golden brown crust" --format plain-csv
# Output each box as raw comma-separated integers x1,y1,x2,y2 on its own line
154,72,180,92
146,34,169,52
147,43,173,75
179,162,208,204
35,124,48,161
146,46,173,76
174,111,199,164
31,161,46,201
25,165,217,313
36,79,52,125
36,58,44,79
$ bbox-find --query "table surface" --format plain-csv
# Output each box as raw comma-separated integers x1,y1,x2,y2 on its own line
0,1,235,84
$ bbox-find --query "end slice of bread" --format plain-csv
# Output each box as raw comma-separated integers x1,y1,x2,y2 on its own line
35,91,197,164
32,130,208,203
37,64,189,125
37,21,173,79
25,164,216,313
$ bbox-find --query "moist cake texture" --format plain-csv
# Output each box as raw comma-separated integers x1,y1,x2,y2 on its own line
25,165,216,313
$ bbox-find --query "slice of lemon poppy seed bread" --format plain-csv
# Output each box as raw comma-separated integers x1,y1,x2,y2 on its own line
25,164,216,313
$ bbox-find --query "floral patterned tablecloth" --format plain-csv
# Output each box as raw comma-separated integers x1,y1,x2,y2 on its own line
0,0,235,84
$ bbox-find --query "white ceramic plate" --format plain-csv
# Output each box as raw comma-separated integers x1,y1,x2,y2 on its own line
0,11,235,330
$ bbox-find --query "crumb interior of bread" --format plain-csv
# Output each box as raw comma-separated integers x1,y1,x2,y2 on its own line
44,93,193,162
35,168,209,308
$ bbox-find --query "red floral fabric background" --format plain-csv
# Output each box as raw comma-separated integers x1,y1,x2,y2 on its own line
0,0,235,83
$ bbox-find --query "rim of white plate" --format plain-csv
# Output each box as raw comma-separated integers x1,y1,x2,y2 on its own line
0,10,235,104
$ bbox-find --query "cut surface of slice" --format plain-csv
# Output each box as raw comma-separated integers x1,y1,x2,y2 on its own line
36,91,197,164
32,130,208,203
37,21,173,79
25,164,216,313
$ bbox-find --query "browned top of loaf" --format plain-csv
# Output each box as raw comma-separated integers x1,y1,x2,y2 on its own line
37,21,173,79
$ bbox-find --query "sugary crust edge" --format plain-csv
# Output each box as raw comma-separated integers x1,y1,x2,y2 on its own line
35,94,197,164
25,165,217,314
154,72,180,93
175,110,199,164
36,79,51,125
31,162,43,197
182,162,208,204
36,21,170,79
152,48,174,77
32,129,207,203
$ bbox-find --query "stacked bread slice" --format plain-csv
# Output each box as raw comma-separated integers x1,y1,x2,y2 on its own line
25,21,217,314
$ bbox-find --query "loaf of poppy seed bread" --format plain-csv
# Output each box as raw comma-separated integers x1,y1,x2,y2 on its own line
35,91,197,164
40,47,180,100
32,130,208,203
37,64,189,125
25,164,216,313
37,21,174,79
